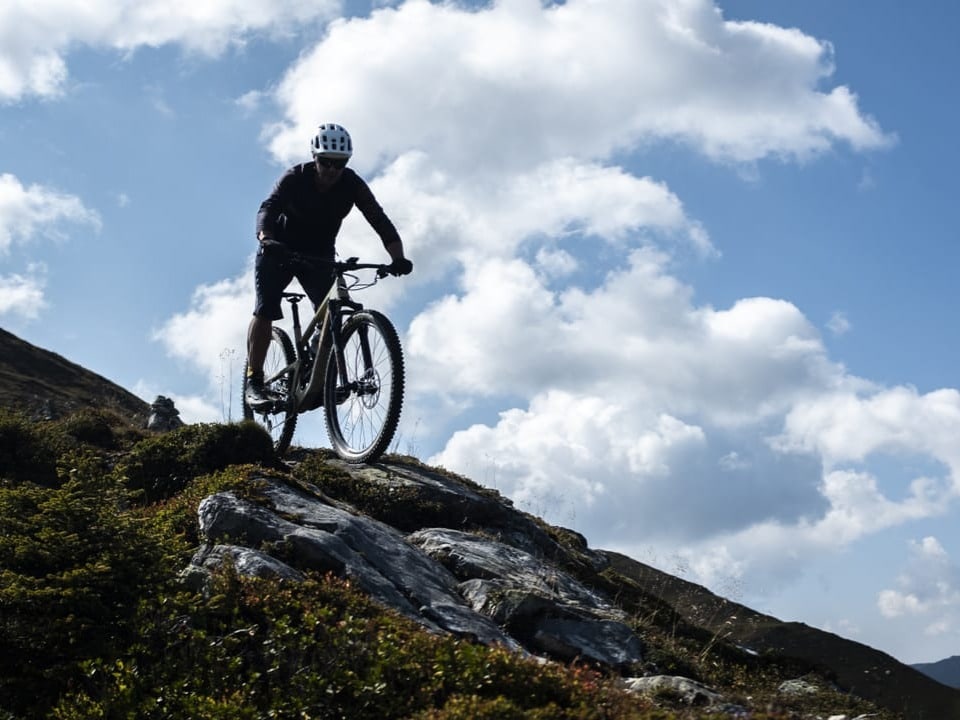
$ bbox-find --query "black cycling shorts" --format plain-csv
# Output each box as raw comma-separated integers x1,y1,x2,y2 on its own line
252,244,335,320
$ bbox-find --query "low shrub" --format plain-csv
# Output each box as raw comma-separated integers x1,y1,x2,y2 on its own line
53,407,146,450
0,409,59,486
116,421,276,503
52,571,653,720
0,452,170,716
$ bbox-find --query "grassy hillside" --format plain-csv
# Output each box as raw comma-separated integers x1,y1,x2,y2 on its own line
0,408,904,719
0,328,149,422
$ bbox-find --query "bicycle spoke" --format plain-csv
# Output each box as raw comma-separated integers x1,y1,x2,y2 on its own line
242,327,298,453
324,310,403,463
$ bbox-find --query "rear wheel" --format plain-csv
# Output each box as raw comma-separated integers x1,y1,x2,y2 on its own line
243,326,298,454
323,310,404,463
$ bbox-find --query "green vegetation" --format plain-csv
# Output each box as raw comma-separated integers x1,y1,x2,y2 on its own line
0,409,899,719
0,408,63,486
116,419,276,503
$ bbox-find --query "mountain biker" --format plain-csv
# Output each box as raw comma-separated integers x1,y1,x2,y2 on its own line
245,123,413,408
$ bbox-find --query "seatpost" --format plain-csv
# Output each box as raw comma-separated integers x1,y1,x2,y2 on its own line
288,297,303,347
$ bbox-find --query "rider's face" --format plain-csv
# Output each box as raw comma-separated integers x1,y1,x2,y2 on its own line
315,156,346,189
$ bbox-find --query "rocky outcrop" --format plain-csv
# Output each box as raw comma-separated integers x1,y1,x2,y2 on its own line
320,459,608,575
409,528,644,669
188,477,643,665
184,457,960,719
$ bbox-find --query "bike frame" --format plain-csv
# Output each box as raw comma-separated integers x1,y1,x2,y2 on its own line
267,262,381,414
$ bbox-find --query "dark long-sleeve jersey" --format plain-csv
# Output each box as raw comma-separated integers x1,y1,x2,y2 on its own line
255,163,401,257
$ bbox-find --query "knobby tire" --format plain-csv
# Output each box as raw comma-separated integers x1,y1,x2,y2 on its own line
242,326,297,453
323,310,404,463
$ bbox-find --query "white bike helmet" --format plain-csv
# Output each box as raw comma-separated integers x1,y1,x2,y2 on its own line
311,123,353,158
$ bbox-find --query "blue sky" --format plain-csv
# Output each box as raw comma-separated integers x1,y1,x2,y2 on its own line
2,0,959,666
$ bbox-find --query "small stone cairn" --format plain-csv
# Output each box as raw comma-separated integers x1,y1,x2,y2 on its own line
146,395,184,432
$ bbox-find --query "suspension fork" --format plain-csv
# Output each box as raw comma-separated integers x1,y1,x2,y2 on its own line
327,298,375,391
328,298,349,387
356,321,375,380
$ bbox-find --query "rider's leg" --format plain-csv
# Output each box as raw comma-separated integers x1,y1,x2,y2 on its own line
245,314,282,406
245,247,289,406
248,245,292,375
246,314,273,376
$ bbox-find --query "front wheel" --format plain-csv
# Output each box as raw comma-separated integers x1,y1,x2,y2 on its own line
243,326,298,454
323,310,404,463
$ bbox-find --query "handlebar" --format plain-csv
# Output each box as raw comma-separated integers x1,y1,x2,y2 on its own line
261,240,392,278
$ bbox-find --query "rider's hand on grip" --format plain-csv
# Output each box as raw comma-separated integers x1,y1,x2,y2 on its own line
387,257,413,276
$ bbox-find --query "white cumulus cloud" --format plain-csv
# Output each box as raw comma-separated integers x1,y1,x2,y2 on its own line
265,0,892,170
878,537,960,646
0,268,47,320
774,387,960,479
0,174,101,253
152,267,253,389
0,0,340,102
0,174,99,318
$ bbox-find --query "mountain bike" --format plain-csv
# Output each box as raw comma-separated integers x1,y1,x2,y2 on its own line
242,248,405,463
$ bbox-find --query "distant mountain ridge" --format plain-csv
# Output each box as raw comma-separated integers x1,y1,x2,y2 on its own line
912,655,960,689
0,327,149,422
3,326,960,719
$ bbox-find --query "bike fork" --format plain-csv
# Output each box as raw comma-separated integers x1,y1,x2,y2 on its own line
329,300,349,389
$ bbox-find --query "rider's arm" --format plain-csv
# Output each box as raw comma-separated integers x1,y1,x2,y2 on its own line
255,166,301,243
353,176,403,252
384,240,406,263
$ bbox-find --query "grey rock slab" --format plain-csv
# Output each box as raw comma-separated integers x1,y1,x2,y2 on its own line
409,528,623,620
411,528,645,667
184,543,305,591
623,676,723,706
326,460,609,572
195,482,518,649
533,617,645,669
